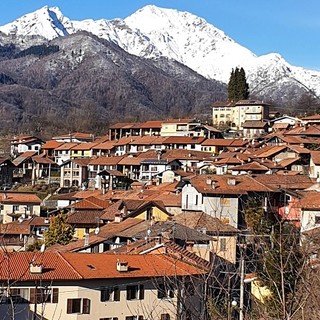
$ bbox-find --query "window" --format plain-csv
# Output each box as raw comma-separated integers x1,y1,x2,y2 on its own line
67,298,90,314
315,216,320,225
0,288,29,304
126,285,144,300
220,238,227,252
29,288,58,304
161,314,171,320
100,287,120,302
67,298,81,313
125,316,143,320
100,318,118,320
157,283,174,299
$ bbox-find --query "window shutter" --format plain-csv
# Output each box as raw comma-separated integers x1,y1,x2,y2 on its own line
139,285,144,300
52,288,59,303
157,284,165,299
66,299,73,314
113,287,120,301
82,298,91,314
126,287,131,300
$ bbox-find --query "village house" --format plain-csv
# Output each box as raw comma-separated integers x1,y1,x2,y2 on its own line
108,121,162,140
10,135,44,158
160,118,200,136
0,251,207,320
54,142,79,166
181,174,276,229
60,158,91,188
52,132,95,143
0,192,42,224
174,211,239,264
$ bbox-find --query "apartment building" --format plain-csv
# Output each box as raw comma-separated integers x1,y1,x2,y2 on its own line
212,100,270,130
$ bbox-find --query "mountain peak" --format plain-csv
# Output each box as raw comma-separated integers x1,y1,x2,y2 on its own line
0,5,74,40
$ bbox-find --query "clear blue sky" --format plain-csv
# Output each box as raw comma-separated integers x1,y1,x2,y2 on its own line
1,0,320,70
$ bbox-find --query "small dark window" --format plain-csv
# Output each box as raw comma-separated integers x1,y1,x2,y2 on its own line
67,298,81,314
101,287,110,302
52,288,59,303
161,314,170,320
114,287,120,301
139,285,144,300
126,285,138,300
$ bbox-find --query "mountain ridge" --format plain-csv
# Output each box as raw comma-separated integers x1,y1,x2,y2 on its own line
1,4,319,101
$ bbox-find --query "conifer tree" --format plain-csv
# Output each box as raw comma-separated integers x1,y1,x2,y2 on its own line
227,67,250,102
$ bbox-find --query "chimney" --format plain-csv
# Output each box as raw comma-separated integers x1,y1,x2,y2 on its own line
84,233,89,247
116,259,129,272
154,236,161,245
227,178,236,186
30,263,43,274
114,212,123,223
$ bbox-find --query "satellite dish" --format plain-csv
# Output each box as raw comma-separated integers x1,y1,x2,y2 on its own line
95,227,100,235
40,244,46,253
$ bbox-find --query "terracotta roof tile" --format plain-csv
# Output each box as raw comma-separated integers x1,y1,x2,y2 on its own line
55,143,79,150
67,210,105,224
89,155,124,165
41,140,64,149
231,161,269,172
174,211,239,234
311,151,320,165
0,192,41,204
299,191,320,209
201,139,249,147
0,223,30,235
0,251,204,280
188,174,275,195
254,174,315,190
71,142,98,150
92,141,116,150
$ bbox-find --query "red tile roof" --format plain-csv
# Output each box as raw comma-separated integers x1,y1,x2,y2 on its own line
89,155,124,165
55,143,79,150
0,192,41,204
201,139,248,147
71,142,98,150
311,151,320,165
188,174,275,195
41,140,64,149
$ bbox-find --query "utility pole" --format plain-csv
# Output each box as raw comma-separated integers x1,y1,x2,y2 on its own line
239,254,245,320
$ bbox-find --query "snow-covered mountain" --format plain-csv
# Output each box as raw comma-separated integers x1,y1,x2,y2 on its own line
1,5,320,100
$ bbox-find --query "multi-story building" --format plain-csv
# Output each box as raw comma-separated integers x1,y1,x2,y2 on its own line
0,252,206,320
212,100,270,130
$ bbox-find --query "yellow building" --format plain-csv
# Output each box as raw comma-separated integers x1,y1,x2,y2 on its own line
212,100,270,130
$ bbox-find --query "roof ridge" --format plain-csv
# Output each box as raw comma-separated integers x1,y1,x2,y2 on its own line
57,252,83,279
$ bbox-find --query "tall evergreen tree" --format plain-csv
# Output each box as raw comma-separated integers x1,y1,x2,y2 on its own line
227,67,250,102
